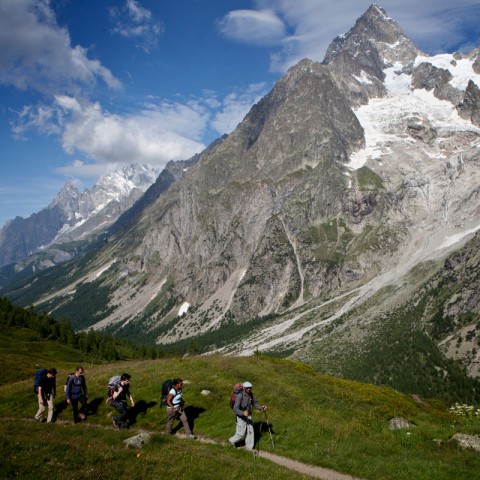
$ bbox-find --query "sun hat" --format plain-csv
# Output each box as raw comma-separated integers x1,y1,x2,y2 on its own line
243,381,253,388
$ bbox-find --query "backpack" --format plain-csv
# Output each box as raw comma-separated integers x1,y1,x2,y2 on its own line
106,375,122,405
64,373,74,392
229,383,244,409
161,379,174,406
34,368,48,394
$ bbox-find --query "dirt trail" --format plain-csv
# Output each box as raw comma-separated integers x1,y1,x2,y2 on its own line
256,450,362,480
189,433,364,480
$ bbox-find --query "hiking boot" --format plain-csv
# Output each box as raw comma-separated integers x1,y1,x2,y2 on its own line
187,434,196,439
112,420,120,429
79,413,86,421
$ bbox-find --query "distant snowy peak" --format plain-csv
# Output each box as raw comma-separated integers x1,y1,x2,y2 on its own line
85,164,159,208
59,163,160,236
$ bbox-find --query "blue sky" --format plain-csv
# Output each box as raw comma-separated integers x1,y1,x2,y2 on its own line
1,0,480,229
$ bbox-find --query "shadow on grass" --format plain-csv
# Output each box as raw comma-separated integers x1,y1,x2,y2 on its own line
53,397,104,422
53,399,69,421
170,405,205,434
128,400,157,426
87,397,104,415
254,420,276,449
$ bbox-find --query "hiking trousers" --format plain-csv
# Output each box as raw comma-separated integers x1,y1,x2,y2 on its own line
113,401,129,428
70,396,87,423
229,414,254,450
166,408,192,435
35,395,55,422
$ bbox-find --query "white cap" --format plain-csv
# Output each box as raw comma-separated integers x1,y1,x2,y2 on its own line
243,381,252,388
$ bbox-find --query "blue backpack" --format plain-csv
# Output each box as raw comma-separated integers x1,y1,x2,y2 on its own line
34,368,48,394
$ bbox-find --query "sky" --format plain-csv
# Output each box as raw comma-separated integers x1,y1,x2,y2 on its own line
1,0,480,229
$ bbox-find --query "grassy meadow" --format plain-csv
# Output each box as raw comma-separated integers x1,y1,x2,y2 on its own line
1,325,480,479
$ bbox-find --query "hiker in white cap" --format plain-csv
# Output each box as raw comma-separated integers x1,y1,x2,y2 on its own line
229,381,266,450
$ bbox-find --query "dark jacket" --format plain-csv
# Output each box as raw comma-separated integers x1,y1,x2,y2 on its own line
38,375,56,400
66,374,88,401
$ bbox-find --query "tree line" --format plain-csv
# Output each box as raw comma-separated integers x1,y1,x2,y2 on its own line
0,296,164,361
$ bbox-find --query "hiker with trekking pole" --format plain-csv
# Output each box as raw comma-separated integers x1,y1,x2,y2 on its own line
165,378,196,439
229,381,267,451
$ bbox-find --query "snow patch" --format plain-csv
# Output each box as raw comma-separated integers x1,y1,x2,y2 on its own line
353,71,374,85
178,302,190,316
415,54,480,91
346,64,480,171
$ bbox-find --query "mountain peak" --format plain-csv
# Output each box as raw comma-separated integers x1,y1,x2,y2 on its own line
321,4,422,106
324,4,421,68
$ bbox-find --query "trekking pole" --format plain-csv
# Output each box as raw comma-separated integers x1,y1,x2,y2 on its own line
263,410,274,449
153,415,169,430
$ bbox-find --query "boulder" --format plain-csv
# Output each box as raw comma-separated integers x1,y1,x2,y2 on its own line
451,433,480,452
123,432,152,449
388,417,416,430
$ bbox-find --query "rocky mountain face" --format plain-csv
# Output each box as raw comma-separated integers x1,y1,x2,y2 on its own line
2,5,480,390
0,164,159,270
323,4,422,105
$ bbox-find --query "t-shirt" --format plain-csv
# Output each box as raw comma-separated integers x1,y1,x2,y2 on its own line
38,375,56,398
168,388,183,408
114,383,131,403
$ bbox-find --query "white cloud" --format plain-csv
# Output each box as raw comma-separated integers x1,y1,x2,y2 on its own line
55,97,207,168
0,0,121,94
217,9,286,46
219,1,480,73
12,79,268,177
110,0,163,53
11,104,63,139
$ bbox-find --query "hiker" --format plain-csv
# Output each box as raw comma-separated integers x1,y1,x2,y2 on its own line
65,366,88,424
165,378,196,438
111,373,135,429
229,381,266,450
34,368,57,423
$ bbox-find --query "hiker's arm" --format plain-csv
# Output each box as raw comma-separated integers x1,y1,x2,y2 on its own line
129,394,135,407
252,394,266,411
65,378,72,403
112,385,122,400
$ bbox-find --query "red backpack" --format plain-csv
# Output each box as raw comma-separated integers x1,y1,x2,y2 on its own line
229,383,244,409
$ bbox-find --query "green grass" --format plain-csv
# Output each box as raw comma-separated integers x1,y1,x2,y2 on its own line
0,419,302,480
1,353,480,480
0,326,102,385
355,166,384,191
